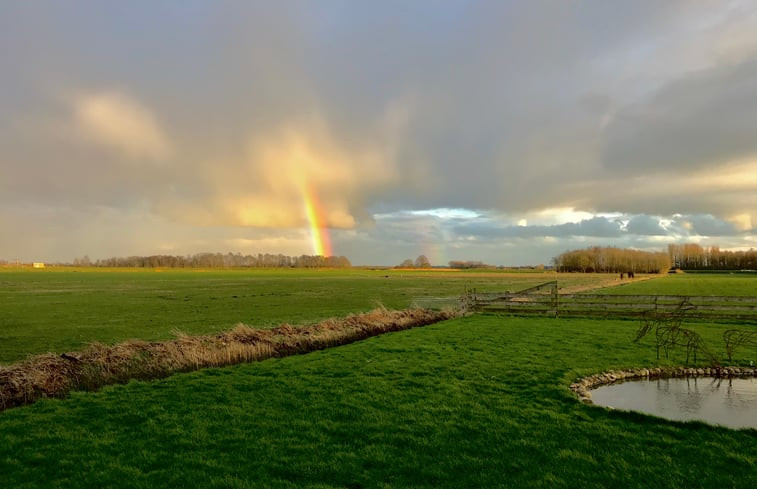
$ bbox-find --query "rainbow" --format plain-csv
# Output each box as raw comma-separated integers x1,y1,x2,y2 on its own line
303,184,333,257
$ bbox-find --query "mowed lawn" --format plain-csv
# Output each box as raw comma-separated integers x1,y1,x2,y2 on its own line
1,315,755,489
0,268,613,364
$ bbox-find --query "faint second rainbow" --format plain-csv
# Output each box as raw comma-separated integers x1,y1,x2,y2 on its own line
303,183,333,257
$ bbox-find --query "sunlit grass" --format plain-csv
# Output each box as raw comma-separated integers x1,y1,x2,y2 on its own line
0,316,753,488
0,268,614,363
0,271,754,488
598,273,757,297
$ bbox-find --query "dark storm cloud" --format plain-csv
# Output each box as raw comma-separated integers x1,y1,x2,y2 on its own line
601,58,757,174
450,212,747,242
454,216,624,239
673,215,741,237
2,1,757,263
626,215,667,236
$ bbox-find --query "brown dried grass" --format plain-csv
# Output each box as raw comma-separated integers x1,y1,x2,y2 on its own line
0,307,457,412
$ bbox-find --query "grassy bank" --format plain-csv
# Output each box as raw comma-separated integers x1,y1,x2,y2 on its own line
0,315,754,488
0,308,455,411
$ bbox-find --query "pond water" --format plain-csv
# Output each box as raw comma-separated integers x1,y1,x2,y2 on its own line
591,377,757,430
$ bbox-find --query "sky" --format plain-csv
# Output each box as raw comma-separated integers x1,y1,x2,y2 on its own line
2,1,757,266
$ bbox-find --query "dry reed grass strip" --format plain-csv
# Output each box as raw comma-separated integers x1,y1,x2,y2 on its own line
0,307,457,412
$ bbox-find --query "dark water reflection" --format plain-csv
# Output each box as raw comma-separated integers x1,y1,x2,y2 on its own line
591,377,757,430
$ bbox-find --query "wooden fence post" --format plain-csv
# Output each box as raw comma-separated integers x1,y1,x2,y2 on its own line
552,282,558,318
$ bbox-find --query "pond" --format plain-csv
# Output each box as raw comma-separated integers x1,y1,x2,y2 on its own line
591,376,757,430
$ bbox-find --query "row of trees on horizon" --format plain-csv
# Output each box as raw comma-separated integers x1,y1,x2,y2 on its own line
554,244,757,273
667,244,757,270
396,257,505,269
396,255,432,268
552,247,671,274
68,252,352,269
5,243,754,271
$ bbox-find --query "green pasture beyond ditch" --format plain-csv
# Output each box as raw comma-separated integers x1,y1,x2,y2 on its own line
598,272,757,297
0,268,609,364
0,316,754,488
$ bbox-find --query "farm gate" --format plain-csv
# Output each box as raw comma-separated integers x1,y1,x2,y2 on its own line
465,281,757,322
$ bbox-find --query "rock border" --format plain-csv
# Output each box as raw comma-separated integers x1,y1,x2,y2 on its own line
571,366,757,404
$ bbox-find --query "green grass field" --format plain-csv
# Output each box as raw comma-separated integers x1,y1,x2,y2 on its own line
1,270,755,488
600,272,757,297
0,268,610,364
1,316,754,488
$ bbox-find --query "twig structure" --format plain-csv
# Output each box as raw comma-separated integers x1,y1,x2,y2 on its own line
723,329,757,362
634,299,719,366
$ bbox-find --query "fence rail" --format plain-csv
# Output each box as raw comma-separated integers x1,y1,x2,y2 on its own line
466,283,757,322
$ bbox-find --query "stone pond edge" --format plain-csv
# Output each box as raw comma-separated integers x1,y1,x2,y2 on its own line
571,366,757,403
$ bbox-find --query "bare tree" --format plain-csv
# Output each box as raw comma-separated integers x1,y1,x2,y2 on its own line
414,255,431,268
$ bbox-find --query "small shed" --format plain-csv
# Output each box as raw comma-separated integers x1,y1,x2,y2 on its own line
32,262,45,269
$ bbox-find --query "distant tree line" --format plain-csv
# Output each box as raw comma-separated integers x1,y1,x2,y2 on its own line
553,246,670,274
668,244,757,270
447,260,496,269
396,255,432,268
73,252,352,269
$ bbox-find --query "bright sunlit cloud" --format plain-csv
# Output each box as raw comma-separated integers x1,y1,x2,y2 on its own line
72,91,173,161
409,208,481,219
531,208,596,225
729,213,753,231
685,159,757,190
155,117,399,235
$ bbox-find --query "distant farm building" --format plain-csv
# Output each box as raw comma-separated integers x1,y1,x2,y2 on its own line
32,262,45,269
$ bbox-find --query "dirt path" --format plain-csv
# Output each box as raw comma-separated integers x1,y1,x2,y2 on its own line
558,274,661,295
